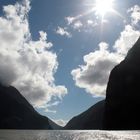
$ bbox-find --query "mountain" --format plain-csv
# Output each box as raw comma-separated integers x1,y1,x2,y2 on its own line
65,37,140,130
65,100,105,130
103,37,140,130
1,37,140,130
0,84,61,129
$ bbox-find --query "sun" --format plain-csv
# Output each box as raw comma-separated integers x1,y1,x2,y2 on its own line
95,0,114,17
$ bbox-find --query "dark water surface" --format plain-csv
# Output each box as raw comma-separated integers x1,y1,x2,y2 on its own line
0,130,140,140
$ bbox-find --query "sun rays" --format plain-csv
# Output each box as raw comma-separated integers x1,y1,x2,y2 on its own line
94,0,114,17
71,0,124,23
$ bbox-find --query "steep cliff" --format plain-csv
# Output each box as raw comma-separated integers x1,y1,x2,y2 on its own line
103,37,140,130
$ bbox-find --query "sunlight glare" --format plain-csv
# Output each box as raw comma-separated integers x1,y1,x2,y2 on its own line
95,0,114,17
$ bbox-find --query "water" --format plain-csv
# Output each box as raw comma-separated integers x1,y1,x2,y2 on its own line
0,130,140,140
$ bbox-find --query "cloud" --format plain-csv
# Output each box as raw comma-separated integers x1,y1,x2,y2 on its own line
53,119,68,127
0,0,67,108
87,20,94,26
114,25,140,55
73,20,83,30
45,109,57,114
46,101,60,107
65,18,85,32
44,101,60,113
71,4,140,97
65,16,99,33
65,16,75,25
72,24,140,96
128,5,140,25
87,20,98,27
56,26,72,38
71,43,121,96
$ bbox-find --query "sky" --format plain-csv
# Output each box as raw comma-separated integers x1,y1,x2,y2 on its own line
0,0,140,126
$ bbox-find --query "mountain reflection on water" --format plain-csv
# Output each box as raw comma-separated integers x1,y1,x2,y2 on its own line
0,130,140,140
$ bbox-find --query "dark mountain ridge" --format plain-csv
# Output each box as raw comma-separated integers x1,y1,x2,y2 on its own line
103,37,140,130
0,84,61,129
65,100,104,129
65,37,140,130
0,37,140,130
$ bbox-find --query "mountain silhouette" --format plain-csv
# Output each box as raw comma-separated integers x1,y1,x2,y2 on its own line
0,84,61,129
65,100,104,129
0,37,140,130
103,37,140,130
65,37,140,130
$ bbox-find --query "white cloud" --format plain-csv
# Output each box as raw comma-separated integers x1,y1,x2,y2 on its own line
87,20,97,27
114,25,140,55
128,5,140,25
0,0,67,108
53,119,68,127
71,43,121,96
71,4,140,97
73,20,83,30
87,20,94,26
87,20,94,25
65,17,98,33
65,16,75,25
72,24,140,96
56,26,71,38
44,101,60,113
45,109,57,114
65,17,84,31
47,101,60,107
72,23,140,96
